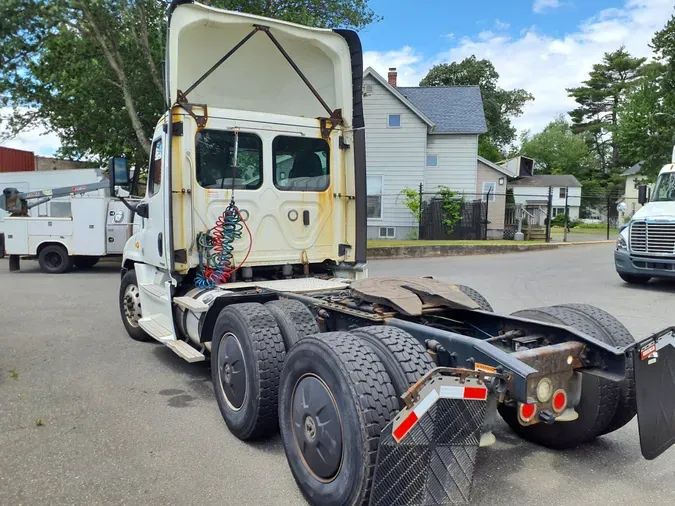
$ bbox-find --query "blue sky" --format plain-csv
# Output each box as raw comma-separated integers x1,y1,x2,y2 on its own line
2,0,674,155
361,0,675,134
361,0,620,56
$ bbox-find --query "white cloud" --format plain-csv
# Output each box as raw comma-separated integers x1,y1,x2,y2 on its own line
0,108,61,156
363,46,429,87
533,0,563,13
367,0,675,136
494,19,511,30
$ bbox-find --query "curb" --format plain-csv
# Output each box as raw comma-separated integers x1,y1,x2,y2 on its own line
367,240,614,260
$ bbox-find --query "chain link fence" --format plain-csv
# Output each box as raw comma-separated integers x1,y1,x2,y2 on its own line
367,184,632,243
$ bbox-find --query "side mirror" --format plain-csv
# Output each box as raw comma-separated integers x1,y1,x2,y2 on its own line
617,202,628,214
108,157,130,196
135,201,149,219
638,184,648,205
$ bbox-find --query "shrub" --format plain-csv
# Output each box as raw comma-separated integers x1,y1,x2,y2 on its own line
576,222,607,229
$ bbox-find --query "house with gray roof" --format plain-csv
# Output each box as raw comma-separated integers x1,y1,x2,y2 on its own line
363,67,488,240
508,174,583,223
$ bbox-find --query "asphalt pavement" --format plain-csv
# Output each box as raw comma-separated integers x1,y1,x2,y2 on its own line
1,244,675,506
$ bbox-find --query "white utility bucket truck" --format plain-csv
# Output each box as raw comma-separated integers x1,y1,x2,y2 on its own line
114,2,675,505
3,163,140,273
0,168,103,258
616,149,675,284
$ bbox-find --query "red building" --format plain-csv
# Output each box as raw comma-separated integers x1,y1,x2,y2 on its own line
0,146,36,172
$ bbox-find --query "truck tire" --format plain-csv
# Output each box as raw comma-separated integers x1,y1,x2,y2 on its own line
554,303,636,435
211,303,286,440
74,256,100,269
350,326,434,404
265,299,319,350
38,244,73,274
499,306,620,449
0,233,5,258
456,285,494,312
119,269,150,342
618,272,650,285
278,332,398,506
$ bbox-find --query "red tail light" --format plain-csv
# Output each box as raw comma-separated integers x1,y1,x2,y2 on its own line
519,402,537,423
552,390,567,413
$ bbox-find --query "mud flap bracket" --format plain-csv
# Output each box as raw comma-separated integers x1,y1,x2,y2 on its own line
369,370,499,505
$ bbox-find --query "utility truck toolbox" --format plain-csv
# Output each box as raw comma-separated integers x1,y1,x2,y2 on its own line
113,2,675,505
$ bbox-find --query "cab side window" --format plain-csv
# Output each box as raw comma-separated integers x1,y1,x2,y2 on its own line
148,139,163,196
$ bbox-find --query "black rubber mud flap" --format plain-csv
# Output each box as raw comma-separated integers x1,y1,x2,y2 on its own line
633,327,675,460
369,378,488,506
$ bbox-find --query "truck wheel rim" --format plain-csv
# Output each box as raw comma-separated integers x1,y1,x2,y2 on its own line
123,285,142,328
291,374,343,481
45,251,63,270
218,332,247,411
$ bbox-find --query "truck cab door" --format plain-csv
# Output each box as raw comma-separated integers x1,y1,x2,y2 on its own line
139,136,168,269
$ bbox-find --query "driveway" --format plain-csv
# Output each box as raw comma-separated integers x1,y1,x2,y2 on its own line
1,244,674,505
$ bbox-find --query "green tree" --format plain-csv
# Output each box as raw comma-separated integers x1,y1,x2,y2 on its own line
419,56,533,150
478,137,504,163
616,16,675,179
567,47,646,172
0,0,379,171
519,116,600,182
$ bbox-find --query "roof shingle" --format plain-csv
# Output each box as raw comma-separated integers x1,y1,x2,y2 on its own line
397,86,488,134
508,175,582,188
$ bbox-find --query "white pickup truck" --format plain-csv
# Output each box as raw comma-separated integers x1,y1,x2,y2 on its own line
615,162,675,284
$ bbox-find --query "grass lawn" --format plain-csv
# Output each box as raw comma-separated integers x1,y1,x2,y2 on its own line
367,240,542,248
551,226,618,236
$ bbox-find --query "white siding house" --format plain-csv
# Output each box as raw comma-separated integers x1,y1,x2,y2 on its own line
508,175,583,222
363,68,488,240
617,163,651,223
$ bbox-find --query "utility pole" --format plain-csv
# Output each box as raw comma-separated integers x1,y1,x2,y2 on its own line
546,186,553,243
418,182,423,239
606,191,611,240
563,187,569,243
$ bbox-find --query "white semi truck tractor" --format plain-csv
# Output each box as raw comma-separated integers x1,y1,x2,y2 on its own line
113,2,675,505
616,157,675,284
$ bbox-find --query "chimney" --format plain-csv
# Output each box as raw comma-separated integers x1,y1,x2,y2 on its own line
388,67,397,87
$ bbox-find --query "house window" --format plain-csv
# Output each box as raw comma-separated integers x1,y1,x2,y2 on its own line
379,227,395,238
367,175,383,219
364,84,374,95
426,154,438,167
387,114,401,128
559,187,567,199
482,181,496,202
552,207,566,217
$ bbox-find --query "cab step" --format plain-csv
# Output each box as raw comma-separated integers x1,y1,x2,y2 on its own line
165,340,206,363
139,315,173,342
174,296,209,313
140,283,169,302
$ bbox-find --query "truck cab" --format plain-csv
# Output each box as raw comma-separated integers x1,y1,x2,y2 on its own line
615,161,675,284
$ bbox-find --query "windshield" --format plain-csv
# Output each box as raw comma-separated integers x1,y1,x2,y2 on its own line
652,172,675,202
